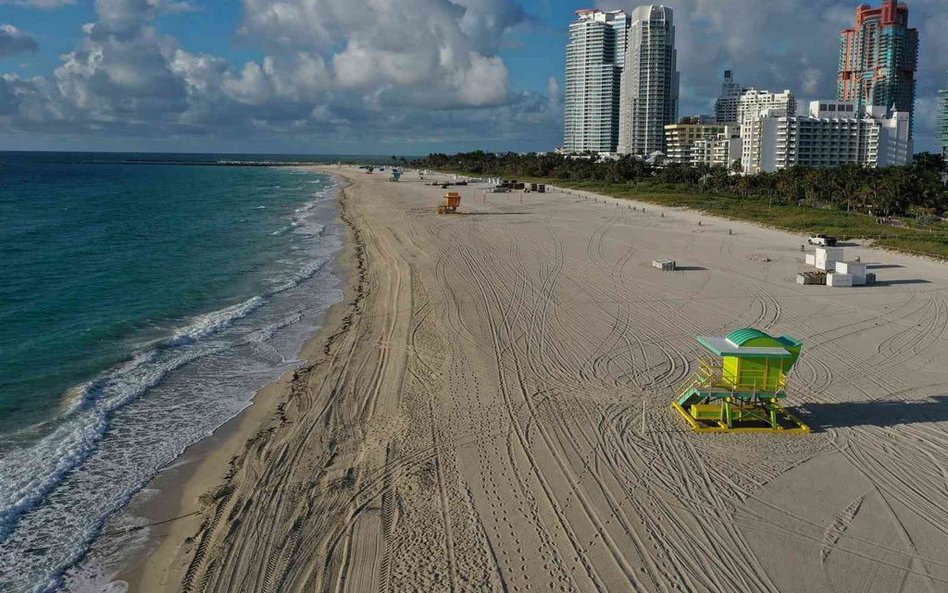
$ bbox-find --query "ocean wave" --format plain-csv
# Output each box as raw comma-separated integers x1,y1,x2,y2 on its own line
271,257,330,295
0,173,344,592
169,297,265,346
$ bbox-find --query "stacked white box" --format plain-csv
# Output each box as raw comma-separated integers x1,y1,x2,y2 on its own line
827,272,853,287
805,253,816,266
814,247,844,271
836,261,867,285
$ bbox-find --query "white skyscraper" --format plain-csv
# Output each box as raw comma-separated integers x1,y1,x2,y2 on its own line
940,72,948,160
618,5,679,156
563,9,630,153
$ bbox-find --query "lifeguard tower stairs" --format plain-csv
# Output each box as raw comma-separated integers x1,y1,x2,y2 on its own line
672,328,811,433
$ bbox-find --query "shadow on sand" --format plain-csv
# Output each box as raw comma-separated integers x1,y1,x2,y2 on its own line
463,212,531,216
799,395,948,431
867,263,904,269
872,278,930,286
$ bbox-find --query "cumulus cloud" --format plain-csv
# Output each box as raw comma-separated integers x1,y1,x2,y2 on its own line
237,0,523,109
0,25,38,57
0,0,555,151
605,0,946,150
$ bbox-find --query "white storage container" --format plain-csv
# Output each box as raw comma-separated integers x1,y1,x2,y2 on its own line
836,261,867,285
815,247,844,271
652,259,676,271
827,272,853,287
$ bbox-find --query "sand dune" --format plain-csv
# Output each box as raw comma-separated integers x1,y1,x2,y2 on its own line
140,166,948,593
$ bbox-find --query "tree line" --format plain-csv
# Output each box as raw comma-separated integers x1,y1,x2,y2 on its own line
413,151,948,218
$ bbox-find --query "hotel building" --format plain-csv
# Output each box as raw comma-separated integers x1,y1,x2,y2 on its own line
738,89,797,172
744,100,911,174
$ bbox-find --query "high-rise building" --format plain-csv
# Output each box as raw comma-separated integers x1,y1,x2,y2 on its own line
837,0,918,135
738,89,797,172
618,5,679,156
563,9,630,153
744,100,911,174
939,74,948,160
714,70,744,124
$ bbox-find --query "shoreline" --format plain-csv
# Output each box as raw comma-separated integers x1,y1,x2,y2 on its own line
118,170,362,592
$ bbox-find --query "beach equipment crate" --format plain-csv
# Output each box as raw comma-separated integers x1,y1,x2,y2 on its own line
826,272,853,287
796,271,825,285
814,247,844,271
836,261,866,285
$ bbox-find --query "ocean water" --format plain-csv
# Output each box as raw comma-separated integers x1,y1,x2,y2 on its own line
0,153,345,592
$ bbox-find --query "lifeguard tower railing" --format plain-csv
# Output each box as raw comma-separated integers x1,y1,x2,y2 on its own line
680,356,789,401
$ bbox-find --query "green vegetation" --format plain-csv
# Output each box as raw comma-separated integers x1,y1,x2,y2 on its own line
414,151,948,259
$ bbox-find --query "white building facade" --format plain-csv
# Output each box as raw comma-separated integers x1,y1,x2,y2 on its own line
664,122,731,164
618,5,679,156
692,126,742,168
738,89,797,172
940,73,948,160
744,100,911,174
563,9,630,153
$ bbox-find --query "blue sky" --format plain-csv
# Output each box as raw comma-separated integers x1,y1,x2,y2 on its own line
0,0,944,154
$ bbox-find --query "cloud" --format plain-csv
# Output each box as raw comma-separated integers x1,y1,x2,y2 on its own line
0,0,556,151
237,0,523,109
0,25,38,57
0,0,75,7
604,0,945,151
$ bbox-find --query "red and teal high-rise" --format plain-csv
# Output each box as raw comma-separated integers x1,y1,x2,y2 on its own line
837,0,918,137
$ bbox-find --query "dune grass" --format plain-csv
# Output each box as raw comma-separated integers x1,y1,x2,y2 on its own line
536,179,948,260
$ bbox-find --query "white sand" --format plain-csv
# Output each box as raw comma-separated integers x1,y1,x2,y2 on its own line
139,166,948,593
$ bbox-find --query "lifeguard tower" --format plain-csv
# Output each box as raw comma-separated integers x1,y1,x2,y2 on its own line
672,328,810,433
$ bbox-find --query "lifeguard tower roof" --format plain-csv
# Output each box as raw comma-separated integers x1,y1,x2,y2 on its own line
696,328,798,358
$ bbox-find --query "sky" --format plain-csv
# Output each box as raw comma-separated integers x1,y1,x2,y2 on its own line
0,0,944,155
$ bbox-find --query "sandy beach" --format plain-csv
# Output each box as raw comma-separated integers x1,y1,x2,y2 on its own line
130,165,948,593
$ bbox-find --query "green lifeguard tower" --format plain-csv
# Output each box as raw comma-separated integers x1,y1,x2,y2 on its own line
672,328,811,433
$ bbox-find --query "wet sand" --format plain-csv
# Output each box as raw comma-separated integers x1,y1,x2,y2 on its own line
131,165,948,593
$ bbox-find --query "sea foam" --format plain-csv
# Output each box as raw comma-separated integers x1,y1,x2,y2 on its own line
0,173,344,593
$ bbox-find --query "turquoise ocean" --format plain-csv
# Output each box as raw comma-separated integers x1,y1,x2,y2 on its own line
0,153,347,592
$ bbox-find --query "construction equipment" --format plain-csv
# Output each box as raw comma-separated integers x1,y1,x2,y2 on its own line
438,192,461,214
672,328,810,433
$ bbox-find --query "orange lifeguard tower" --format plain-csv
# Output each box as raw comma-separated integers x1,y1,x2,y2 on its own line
438,192,461,214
